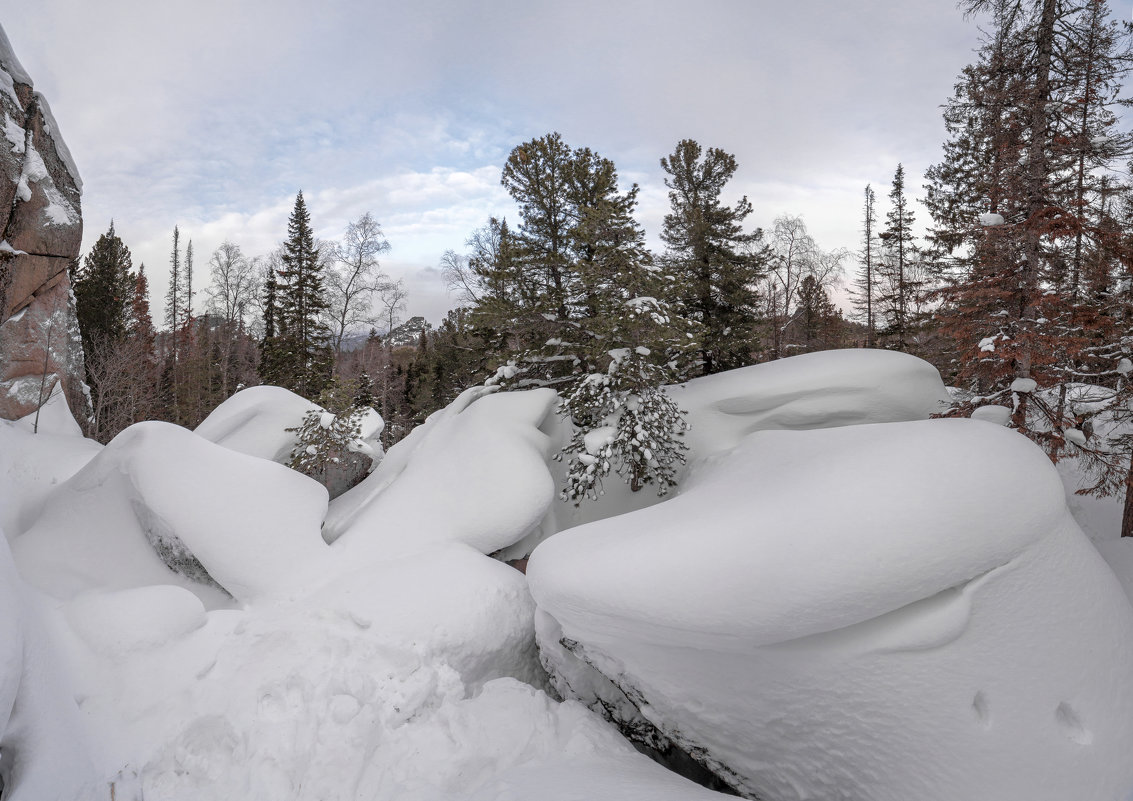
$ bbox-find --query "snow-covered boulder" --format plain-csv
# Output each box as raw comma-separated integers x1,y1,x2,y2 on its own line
14,387,82,436
195,385,385,498
528,419,1133,801
194,385,321,463
505,348,954,558
0,529,99,801
0,417,101,539
667,348,951,461
324,386,559,560
13,421,331,605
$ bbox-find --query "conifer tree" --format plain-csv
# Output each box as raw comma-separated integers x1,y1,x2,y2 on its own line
877,164,921,351
74,222,134,356
164,226,182,336
469,134,694,500
852,185,880,347
927,0,1133,462
659,139,766,374
266,191,332,398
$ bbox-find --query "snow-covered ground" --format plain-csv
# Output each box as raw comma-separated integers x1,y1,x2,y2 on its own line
1,349,1131,800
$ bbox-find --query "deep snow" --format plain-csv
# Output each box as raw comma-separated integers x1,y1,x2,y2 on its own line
2,350,1132,801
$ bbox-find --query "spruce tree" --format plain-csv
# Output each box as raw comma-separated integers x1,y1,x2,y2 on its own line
877,164,920,351
270,191,332,398
164,226,182,336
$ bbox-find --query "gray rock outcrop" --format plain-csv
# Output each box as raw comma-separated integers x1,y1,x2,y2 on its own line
0,24,86,422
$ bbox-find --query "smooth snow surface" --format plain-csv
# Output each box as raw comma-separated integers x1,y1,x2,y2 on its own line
324,386,559,558
0,418,101,539
14,389,82,436
194,385,320,463
7,349,1133,801
667,348,951,461
529,418,1133,801
14,421,329,604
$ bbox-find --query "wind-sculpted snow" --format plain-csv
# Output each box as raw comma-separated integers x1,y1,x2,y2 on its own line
668,348,951,461
13,421,330,604
528,418,1133,801
194,385,318,463
506,349,955,558
0,529,99,800
324,386,559,559
0,417,101,539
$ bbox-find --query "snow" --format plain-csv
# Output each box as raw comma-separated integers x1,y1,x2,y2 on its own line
667,348,951,461
1012,376,1038,393
0,418,101,539
528,418,1133,800
194,385,318,463
33,92,83,192
14,387,82,436
13,421,330,605
0,25,32,89
6,348,1133,800
979,212,1006,226
3,112,23,154
195,385,384,471
65,585,208,654
323,386,559,559
1096,539,1133,605
971,404,1011,425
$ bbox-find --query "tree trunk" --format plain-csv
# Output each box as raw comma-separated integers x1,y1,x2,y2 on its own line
1122,454,1133,537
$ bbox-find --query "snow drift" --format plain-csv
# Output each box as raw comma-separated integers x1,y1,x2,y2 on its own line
323,386,559,559
528,418,1133,801
13,420,330,605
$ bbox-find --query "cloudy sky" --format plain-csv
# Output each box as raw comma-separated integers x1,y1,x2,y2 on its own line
7,0,988,326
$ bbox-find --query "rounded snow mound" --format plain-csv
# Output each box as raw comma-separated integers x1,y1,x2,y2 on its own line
668,348,952,460
324,386,558,560
194,385,322,463
14,421,331,605
528,417,1133,800
531,418,1059,647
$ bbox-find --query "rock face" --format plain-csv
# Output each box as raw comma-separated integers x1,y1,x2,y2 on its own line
0,24,86,422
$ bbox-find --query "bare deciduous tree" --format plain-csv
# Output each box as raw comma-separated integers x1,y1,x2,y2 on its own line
379,280,408,336
205,241,260,327
324,212,394,356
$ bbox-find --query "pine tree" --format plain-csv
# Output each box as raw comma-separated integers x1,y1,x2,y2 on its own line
470,134,693,500
659,139,766,374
